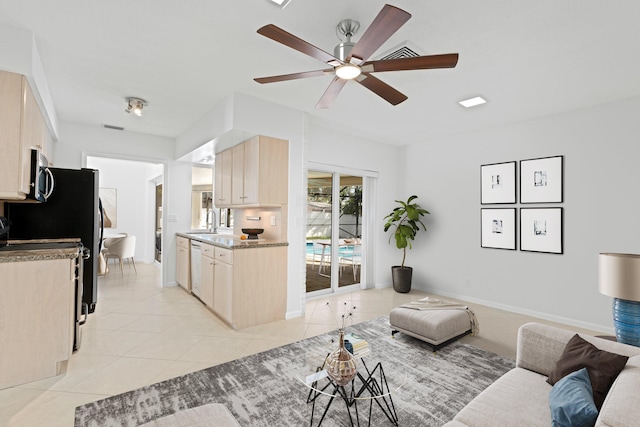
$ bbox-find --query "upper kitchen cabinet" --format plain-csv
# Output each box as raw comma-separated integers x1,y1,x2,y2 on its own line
214,149,232,207
216,135,288,207
0,70,49,200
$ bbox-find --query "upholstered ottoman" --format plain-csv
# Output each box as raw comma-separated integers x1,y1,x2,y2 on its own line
390,306,474,350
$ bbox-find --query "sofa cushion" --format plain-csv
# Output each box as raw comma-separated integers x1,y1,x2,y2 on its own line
450,367,553,427
596,355,640,427
547,334,628,410
549,367,598,427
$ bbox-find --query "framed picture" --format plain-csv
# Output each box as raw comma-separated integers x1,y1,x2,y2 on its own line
99,188,117,228
481,208,516,250
520,208,563,254
520,156,563,203
481,161,516,204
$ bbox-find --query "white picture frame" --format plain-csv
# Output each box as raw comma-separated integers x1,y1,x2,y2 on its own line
481,208,516,250
481,161,516,204
520,208,563,254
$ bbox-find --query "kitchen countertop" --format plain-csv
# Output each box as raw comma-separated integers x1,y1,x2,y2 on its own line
0,239,83,262
176,232,288,249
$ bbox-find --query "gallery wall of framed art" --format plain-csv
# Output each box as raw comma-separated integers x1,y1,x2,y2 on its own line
480,155,564,254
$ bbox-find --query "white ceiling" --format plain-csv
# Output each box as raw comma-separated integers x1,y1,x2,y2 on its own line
1,0,639,147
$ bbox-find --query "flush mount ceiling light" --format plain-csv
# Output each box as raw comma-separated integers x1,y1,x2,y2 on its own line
125,97,148,116
268,0,292,9
459,96,487,108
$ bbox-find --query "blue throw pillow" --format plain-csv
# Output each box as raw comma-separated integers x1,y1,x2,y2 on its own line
549,367,599,427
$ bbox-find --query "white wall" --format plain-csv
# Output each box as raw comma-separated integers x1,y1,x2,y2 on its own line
403,96,640,333
86,156,162,263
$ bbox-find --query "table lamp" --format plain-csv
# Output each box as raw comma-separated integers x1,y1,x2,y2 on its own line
598,253,640,346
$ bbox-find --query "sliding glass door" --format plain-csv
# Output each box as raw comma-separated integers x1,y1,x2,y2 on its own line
306,170,364,294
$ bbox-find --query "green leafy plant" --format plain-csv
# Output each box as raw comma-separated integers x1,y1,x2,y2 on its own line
383,195,429,268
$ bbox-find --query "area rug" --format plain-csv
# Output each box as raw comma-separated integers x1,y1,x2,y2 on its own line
75,317,515,426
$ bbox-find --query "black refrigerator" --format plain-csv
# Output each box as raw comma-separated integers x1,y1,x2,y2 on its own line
6,167,103,313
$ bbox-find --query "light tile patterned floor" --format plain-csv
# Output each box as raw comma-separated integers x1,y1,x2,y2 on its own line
0,263,599,426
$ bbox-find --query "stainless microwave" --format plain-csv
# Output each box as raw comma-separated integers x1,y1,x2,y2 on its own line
28,149,55,202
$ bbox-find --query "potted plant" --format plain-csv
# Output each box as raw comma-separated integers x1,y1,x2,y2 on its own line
383,195,429,293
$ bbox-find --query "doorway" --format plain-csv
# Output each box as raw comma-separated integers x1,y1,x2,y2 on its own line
306,170,364,294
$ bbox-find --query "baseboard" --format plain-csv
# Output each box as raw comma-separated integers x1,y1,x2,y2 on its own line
422,287,614,335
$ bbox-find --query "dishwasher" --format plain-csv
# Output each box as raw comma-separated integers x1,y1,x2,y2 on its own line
190,241,202,297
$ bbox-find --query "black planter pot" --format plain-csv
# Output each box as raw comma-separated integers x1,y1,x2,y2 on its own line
392,266,413,293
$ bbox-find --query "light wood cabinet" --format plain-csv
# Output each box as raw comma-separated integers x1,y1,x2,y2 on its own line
200,243,215,308
0,70,49,200
214,149,232,207
176,236,190,291
0,257,75,389
231,143,245,205
213,247,233,324
215,135,288,207
229,246,287,330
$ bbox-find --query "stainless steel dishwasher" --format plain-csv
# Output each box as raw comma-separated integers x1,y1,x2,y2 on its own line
190,241,202,297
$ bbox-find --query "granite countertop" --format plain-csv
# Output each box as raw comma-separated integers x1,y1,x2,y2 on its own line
0,239,82,263
176,232,288,249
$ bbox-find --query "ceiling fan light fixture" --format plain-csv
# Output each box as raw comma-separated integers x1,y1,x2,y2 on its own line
335,63,361,80
459,96,487,108
125,97,147,116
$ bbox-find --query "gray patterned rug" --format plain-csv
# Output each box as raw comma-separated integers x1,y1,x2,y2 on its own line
75,316,514,426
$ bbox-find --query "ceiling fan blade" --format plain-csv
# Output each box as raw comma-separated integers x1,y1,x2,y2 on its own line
361,53,459,73
355,73,407,106
257,24,341,65
254,69,334,84
347,4,411,64
315,77,348,109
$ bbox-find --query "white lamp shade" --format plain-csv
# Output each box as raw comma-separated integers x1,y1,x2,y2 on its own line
598,253,640,301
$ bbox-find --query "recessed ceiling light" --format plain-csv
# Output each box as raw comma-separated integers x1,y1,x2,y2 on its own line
268,0,292,8
459,96,487,108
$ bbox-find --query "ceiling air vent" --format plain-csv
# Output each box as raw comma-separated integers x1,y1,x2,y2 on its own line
379,46,420,60
103,124,125,131
375,41,422,61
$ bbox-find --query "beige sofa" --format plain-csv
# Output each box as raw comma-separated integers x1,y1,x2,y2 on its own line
444,322,640,426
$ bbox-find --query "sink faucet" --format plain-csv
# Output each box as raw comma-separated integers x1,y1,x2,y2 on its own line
206,209,217,233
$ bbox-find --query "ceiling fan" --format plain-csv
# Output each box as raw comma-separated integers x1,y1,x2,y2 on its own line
254,4,459,108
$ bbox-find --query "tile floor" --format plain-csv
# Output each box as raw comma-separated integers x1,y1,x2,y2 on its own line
0,263,600,426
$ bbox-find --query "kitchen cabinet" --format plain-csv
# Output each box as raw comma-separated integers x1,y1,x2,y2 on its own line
213,247,233,324
0,70,49,200
214,149,232,207
200,243,215,308
0,257,75,389
229,246,287,330
176,236,190,291
215,135,288,207
179,233,288,330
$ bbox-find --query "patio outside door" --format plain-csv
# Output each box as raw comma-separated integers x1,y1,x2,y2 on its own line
306,170,363,294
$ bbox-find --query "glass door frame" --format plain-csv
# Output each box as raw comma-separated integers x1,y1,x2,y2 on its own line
306,163,378,297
